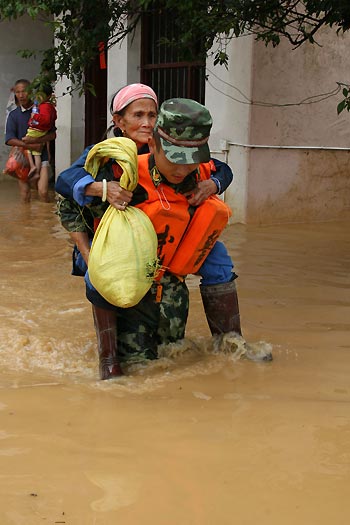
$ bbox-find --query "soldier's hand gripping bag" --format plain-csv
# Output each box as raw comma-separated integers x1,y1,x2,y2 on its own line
85,138,159,307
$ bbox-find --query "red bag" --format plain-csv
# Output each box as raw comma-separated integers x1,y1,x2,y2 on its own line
3,147,30,181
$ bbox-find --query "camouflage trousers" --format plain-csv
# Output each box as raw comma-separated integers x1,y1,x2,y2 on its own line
86,272,189,365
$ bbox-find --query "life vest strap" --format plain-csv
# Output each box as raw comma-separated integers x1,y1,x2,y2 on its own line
155,284,163,303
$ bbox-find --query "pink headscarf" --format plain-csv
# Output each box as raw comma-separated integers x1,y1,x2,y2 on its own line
112,83,158,113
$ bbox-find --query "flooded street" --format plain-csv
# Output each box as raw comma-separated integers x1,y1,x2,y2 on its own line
1,177,350,525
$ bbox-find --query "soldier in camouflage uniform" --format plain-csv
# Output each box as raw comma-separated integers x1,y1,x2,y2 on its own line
57,98,272,380
83,98,215,371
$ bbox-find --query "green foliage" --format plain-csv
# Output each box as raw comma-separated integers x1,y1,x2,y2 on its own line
337,86,350,115
1,1,350,93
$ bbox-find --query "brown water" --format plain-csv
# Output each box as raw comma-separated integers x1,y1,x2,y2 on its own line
1,178,350,525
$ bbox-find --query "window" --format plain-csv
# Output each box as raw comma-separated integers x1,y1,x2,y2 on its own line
141,2,206,104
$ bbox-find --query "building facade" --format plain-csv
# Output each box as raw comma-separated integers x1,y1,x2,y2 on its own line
1,15,349,224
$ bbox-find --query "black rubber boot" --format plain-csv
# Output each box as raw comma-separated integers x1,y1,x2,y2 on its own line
200,279,242,335
92,305,123,380
200,280,273,362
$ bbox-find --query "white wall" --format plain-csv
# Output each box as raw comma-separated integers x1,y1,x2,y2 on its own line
55,77,84,177
107,27,142,121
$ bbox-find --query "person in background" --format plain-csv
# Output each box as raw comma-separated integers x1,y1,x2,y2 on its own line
56,97,272,380
5,79,56,203
24,84,57,179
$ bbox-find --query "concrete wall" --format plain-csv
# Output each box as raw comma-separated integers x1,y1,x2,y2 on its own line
0,15,53,176
205,35,254,223
206,28,350,224
246,28,350,224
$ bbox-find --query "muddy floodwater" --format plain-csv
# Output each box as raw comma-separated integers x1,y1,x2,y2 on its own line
1,178,349,525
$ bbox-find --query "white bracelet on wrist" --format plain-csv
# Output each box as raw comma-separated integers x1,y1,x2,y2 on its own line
102,179,107,202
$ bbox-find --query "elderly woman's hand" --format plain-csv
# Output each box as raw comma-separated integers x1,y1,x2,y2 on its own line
106,181,133,210
185,179,218,206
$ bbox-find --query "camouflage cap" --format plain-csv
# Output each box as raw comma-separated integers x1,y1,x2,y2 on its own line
154,98,212,164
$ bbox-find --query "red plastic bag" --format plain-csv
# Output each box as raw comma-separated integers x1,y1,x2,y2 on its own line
3,147,30,181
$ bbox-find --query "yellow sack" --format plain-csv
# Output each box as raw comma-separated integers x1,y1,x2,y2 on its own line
84,137,139,190
86,138,159,308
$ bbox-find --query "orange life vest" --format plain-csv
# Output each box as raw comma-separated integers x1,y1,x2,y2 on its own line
136,154,232,277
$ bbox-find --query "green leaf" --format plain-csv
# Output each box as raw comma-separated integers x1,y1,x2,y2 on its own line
337,100,346,115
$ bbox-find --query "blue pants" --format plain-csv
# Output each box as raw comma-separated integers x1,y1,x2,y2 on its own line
197,241,235,285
